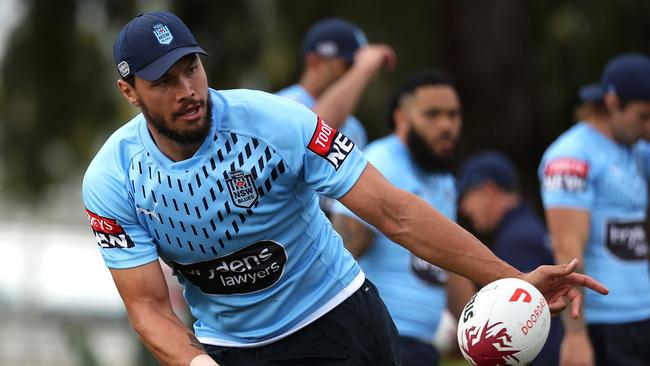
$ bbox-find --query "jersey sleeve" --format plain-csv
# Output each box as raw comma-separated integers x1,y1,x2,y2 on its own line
538,147,594,210
82,156,158,269
301,116,368,198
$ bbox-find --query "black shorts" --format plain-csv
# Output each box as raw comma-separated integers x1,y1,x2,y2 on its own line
398,336,439,366
588,317,650,366
203,279,402,366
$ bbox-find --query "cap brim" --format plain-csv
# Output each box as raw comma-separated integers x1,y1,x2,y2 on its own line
578,83,604,102
135,46,208,81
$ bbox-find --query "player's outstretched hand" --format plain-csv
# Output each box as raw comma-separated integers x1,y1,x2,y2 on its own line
516,259,608,319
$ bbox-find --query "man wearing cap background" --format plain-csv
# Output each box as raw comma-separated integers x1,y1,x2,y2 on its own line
457,150,562,366
331,70,476,366
82,10,608,366
277,17,396,148
539,53,650,366
276,18,396,216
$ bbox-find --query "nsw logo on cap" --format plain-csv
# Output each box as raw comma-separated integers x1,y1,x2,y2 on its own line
118,61,130,78
152,23,173,45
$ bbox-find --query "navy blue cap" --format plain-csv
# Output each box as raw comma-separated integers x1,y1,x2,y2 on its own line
457,151,518,196
302,18,368,64
113,11,207,81
578,53,650,103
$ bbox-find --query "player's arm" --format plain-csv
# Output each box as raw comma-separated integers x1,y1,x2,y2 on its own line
312,44,396,129
338,163,521,284
331,213,374,258
545,208,594,366
109,260,218,366
339,163,607,317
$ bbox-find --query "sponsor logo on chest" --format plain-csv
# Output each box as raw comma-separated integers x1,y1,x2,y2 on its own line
171,240,287,295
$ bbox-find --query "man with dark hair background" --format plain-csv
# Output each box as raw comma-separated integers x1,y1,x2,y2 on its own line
331,70,475,366
540,53,650,366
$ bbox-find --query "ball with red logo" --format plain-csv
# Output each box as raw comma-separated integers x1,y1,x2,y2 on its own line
457,278,550,366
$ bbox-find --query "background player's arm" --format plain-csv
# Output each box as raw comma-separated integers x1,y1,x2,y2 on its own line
109,260,218,366
545,208,594,366
312,45,396,129
445,272,476,321
331,214,374,258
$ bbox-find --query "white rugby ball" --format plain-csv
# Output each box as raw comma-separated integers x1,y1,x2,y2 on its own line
457,278,550,366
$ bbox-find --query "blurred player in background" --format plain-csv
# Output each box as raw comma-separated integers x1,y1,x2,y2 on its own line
539,53,650,366
331,70,475,366
276,18,395,215
83,11,608,366
458,150,562,365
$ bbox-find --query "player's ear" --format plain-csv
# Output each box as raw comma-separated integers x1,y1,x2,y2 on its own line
603,91,620,113
393,107,408,136
305,53,321,69
116,78,141,107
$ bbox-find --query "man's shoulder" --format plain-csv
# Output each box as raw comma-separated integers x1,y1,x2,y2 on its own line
84,114,145,184
274,84,313,106
498,207,546,244
217,88,312,122
365,136,412,176
543,123,593,158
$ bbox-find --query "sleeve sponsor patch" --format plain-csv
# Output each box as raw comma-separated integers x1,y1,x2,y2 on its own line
86,209,134,249
543,158,589,192
307,116,355,170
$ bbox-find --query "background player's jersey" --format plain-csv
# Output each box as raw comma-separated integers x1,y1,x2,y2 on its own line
539,122,650,324
83,89,368,346
276,84,368,149
333,135,456,342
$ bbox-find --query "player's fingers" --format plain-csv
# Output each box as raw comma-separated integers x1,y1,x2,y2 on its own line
565,273,609,295
548,296,567,314
565,287,583,319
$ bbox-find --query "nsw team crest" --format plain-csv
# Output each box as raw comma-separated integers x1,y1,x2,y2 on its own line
226,170,258,208
152,23,173,45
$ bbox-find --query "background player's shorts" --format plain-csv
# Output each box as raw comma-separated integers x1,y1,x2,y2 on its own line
203,279,401,365
588,317,650,366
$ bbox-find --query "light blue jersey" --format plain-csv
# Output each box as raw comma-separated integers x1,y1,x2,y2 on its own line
276,84,368,149
539,122,650,324
83,89,368,346
333,135,456,342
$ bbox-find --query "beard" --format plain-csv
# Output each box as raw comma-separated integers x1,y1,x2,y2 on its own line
407,127,458,173
141,96,213,145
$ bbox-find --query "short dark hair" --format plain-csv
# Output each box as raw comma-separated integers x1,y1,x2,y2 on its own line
387,70,455,129
124,75,136,88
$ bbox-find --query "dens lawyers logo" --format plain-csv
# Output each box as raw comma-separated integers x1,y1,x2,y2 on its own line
85,209,134,249
171,241,287,295
307,116,354,170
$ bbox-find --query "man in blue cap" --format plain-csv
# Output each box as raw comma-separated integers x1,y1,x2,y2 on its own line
277,18,396,148
83,11,608,366
458,150,562,366
539,53,650,366
277,18,396,216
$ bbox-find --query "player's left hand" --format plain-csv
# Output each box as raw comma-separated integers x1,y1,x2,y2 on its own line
516,259,608,318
